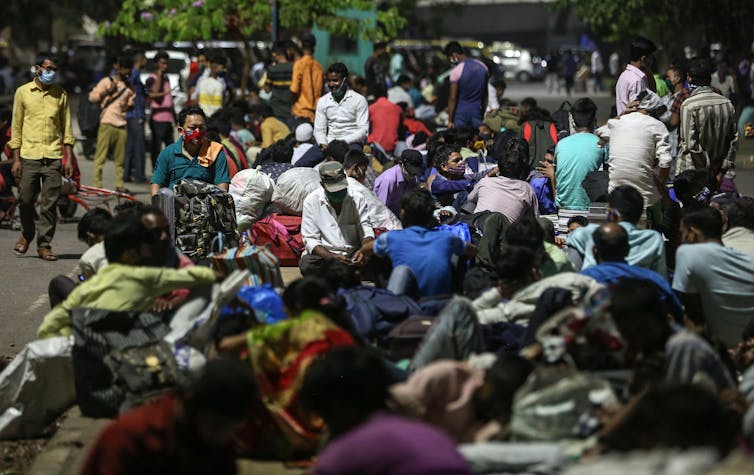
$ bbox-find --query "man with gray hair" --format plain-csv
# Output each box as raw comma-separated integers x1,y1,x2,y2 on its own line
597,89,672,208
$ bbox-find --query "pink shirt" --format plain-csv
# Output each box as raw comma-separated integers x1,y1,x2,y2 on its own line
615,64,647,115
147,74,174,124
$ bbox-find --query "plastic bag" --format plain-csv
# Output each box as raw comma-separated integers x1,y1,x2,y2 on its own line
237,284,287,325
0,336,76,439
229,168,275,232
271,168,321,216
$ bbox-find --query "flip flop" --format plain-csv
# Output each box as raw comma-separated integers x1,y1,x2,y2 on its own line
12,237,29,256
38,248,58,261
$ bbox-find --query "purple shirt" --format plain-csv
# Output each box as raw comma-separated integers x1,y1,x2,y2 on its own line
373,165,418,216
312,412,472,475
615,64,648,115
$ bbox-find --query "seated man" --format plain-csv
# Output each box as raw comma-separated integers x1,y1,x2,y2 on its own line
344,150,402,231
581,222,683,322
252,103,290,149
611,279,734,392
359,189,476,298
299,162,375,275
673,206,754,348
721,197,754,257
291,122,323,167
373,149,425,216
566,185,667,277
37,206,218,338
314,63,370,147
150,105,231,196
48,208,113,309
81,358,256,475
467,138,539,223
300,346,472,475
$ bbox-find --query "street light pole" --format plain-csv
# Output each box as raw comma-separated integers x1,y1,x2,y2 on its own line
270,0,279,43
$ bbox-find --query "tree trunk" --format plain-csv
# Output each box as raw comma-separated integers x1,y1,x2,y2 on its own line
233,30,253,95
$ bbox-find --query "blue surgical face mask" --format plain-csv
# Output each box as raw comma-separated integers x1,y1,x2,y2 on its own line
39,69,56,85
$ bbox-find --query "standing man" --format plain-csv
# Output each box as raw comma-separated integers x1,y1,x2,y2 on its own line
89,54,135,191
124,49,147,184
290,33,324,123
443,41,488,129
364,42,389,99
615,36,657,115
146,51,175,171
267,41,293,123
591,48,604,93
313,63,369,147
677,57,738,180
196,53,227,118
10,52,75,261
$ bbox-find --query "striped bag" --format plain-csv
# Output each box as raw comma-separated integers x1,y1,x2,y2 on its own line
210,244,284,288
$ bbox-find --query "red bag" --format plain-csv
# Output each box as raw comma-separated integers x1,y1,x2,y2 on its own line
248,214,304,266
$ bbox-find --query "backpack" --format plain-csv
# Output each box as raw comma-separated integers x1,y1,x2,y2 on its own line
338,286,423,345
483,106,521,134
174,179,239,259
247,214,304,266
71,308,187,417
457,211,494,245
521,120,559,169
551,101,574,139
527,171,557,215
387,316,437,362
77,83,103,134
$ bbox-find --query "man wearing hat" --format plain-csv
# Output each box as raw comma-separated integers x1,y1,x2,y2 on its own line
373,150,426,216
291,122,323,166
299,162,375,275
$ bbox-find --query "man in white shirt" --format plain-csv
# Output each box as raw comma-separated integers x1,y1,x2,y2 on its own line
598,90,672,207
615,36,656,115
721,198,754,257
673,206,754,348
387,74,414,109
314,63,370,146
195,53,227,118
299,161,375,275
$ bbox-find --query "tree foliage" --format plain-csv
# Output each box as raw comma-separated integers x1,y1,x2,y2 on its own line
556,0,754,55
99,0,406,43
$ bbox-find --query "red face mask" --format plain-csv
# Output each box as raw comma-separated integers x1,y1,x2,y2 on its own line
183,128,206,145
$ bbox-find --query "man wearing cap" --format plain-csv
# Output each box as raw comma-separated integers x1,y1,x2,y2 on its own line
373,150,426,216
300,162,375,275
314,63,370,147
291,122,323,166
290,34,324,123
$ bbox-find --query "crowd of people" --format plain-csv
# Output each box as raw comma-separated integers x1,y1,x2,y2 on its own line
1,33,754,474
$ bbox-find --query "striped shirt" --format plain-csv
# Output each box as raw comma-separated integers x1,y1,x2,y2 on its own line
677,86,737,175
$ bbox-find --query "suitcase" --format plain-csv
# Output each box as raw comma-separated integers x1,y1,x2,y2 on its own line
152,187,176,244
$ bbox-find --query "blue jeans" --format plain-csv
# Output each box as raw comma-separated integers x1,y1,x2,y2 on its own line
124,117,146,181
387,265,419,298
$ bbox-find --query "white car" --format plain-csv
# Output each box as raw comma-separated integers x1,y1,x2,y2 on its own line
489,42,539,82
139,50,190,114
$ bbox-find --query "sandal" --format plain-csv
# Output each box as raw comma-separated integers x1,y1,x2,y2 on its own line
12,237,29,256
38,248,58,261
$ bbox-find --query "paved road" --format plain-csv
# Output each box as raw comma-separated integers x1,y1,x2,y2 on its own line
1,85,753,356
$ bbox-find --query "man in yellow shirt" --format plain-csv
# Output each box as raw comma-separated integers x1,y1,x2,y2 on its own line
37,206,219,339
9,52,75,261
290,34,324,123
253,103,290,149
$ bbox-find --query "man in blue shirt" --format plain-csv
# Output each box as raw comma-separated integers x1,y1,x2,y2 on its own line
358,189,476,297
124,49,148,184
566,185,667,277
581,222,682,322
444,41,488,129
150,105,230,195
